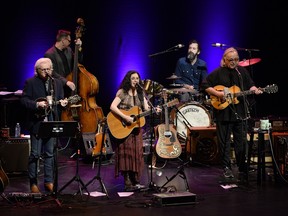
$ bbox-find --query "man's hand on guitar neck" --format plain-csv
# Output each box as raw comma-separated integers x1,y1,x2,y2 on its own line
250,86,263,95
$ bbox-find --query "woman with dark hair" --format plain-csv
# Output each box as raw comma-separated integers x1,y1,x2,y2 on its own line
109,70,161,191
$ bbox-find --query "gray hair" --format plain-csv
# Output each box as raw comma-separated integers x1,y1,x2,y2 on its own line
34,57,53,75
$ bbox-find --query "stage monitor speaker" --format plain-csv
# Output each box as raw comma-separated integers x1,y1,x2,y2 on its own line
0,138,30,173
186,127,219,164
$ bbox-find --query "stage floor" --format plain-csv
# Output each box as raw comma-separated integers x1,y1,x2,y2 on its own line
1,146,288,216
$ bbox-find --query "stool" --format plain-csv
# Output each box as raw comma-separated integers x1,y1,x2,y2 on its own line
248,129,275,185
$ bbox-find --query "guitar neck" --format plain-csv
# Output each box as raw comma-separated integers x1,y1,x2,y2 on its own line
234,89,255,97
135,98,179,119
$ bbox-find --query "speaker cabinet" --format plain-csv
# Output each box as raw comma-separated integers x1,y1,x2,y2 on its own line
0,138,30,173
272,132,288,178
186,127,219,164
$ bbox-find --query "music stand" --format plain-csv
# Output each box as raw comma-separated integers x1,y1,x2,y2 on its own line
56,121,90,196
37,121,78,206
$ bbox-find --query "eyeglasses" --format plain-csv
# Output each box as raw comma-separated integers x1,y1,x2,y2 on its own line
65,38,71,43
39,68,51,72
227,58,239,62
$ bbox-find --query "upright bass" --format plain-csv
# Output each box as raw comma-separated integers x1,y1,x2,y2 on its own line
61,18,104,133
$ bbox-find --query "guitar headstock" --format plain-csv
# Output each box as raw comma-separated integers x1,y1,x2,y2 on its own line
263,84,278,94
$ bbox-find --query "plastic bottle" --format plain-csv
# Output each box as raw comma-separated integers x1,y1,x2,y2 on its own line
15,123,21,137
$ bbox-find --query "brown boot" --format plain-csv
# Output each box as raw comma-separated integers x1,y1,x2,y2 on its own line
31,184,41,193
44,183,54,192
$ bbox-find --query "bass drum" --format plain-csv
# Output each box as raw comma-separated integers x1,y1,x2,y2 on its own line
171,103,211,140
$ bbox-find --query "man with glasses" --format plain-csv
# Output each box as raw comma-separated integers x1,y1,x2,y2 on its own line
21,58,68,193
202,47,262,181
44,29,83,95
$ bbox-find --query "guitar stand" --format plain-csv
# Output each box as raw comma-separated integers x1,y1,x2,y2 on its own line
158,160,190,192
58,124,89,196
78,124,109,198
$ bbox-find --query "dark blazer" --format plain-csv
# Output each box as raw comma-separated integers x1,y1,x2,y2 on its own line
44,46,73,86
44,46,83,86
20,75,65,134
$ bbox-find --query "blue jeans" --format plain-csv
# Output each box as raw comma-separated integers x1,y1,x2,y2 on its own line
28,134,55,186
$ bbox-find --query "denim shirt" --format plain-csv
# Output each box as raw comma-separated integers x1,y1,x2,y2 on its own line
174,57,208,90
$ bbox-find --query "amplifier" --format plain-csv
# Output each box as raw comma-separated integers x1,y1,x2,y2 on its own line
272,132,288,178
253,117,288,132
186,127,220,164
0,137,30,173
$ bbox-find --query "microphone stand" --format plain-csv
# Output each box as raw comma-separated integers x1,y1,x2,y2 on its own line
137,83,159,191
149,45,184,58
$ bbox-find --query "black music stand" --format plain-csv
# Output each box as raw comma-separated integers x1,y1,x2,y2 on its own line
37,121,78,206
56,121,90,196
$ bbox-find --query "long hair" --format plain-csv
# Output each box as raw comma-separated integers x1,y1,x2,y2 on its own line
119,70,144,103
220,47,238,67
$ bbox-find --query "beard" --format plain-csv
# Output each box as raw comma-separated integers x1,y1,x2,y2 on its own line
187,52,195,62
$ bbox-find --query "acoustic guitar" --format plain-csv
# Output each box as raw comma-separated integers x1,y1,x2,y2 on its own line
107,98,179,139
210,84,278,110
0,160,9,192
155,90,182,159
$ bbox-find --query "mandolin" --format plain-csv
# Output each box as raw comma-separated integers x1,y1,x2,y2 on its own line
35,94,81,118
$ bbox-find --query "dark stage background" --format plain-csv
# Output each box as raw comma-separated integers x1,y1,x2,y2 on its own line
1,0,287,125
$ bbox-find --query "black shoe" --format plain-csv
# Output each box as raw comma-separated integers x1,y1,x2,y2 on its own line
223,167,234,178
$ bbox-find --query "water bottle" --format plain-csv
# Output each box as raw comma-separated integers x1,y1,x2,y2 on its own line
15,123,21,137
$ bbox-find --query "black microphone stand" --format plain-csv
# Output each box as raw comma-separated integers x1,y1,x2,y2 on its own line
149,44,184,58
38,79,62,206
138,82,159,191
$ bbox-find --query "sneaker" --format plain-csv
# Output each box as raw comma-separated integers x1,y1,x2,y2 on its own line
223,167,234,178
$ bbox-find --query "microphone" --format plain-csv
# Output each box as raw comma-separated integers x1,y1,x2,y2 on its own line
212,43,227,47
45,72,54,80
46,95,53,107
171,44,185,49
